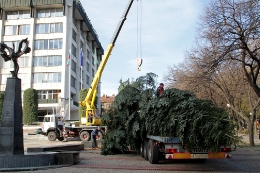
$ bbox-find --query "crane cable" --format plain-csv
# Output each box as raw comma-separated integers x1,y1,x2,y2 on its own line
136,0,143,71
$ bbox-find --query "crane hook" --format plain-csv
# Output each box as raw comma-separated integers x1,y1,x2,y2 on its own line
136,58,142,71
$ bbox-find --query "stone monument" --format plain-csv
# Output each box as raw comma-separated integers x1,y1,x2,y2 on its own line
0,38,80,170
0,38,31,155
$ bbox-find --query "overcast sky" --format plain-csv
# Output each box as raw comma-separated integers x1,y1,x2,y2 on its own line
82,0,210,96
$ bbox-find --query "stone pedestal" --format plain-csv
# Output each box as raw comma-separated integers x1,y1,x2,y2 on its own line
0,78,24,155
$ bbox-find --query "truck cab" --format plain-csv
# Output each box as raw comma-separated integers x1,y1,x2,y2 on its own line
41,114,64,141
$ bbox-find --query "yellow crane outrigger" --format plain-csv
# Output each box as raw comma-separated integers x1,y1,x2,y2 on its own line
79,0,135,125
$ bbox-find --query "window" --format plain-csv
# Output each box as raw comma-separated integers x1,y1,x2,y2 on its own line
86,75,89,85
34,39,62,50
6,10,30,20
2,60,12,68
33,73,61,83
71,77,76,88
36,9,46,18
1,74,12,84
18,10,30,19
87,50,90,59
71,60,76,72
35,23,63,34
18,73,28,83
92,68,94,77
87,62,90,72
34,55,62,67
92,56,94,65
36,8,63,18
73,18,76,26
4,25,30,35
4,41,28,51
1,73,28,89
4,25,17,35
18,57,29,67
71,44,76,56
72,30,77,42
19,25,30,35
80,41,83,49
37,90,60,99
79,82,82,91
96,60,99,70
35,23,49,34
34,40,48,50
1,57,28,68
43,117,50,122
54,23,63,33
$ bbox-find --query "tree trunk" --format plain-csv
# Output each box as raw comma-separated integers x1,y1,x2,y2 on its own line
247,120,255,146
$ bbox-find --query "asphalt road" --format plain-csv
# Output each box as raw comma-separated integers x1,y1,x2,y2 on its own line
3,127,260,173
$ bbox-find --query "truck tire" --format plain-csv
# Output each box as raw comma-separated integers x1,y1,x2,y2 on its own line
148,139,159,164
143,139,148,160
140,141,144,158
47,131,57,141
80,131,91,141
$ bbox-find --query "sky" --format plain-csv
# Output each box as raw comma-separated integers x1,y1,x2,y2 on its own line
82,0,210,96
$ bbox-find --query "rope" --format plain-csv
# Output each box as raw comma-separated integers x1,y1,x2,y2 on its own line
136,0,143,71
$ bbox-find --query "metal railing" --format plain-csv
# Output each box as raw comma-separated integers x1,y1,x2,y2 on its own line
38,99,58,104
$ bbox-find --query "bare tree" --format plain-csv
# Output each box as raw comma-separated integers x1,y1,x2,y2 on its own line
200,0,260,97
198,0,260,146
165,0,260,145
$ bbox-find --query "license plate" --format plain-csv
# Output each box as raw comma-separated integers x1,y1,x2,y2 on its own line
191,154,208,159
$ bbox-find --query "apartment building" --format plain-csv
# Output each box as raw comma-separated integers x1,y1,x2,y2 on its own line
0,0,104,121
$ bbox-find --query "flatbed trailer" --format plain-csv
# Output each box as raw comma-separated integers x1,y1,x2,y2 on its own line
140,135,232,164
62,123,106,141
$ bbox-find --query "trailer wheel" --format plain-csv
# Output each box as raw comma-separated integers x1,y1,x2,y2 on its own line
148,139,159,164
47,131,57,141
140,141,144,158
80,131,91,141
143,139,148,160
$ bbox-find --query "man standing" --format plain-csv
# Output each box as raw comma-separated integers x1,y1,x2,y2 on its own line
91,126,100,149
88,110,93,123
156,83,164,98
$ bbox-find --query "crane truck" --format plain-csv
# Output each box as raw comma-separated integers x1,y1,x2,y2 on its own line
41,0,135,142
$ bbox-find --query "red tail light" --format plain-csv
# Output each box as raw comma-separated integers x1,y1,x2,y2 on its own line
166,149,178,153
221,147,231,152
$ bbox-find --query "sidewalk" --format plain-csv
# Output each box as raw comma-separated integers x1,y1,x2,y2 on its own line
239,133,260,145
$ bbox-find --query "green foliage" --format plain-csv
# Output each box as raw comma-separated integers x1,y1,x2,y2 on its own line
142,88,237,152
23,88,38,125
101,73,157,155
79,88,88,118
101,73,238,155
0,91,4,121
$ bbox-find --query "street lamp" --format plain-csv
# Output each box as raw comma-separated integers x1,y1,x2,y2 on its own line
227,103,230,108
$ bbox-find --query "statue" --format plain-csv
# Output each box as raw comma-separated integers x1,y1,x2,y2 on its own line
0,38,31,78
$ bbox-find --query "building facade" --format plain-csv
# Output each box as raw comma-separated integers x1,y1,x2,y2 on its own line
0,0,104,121
101,94,115,113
